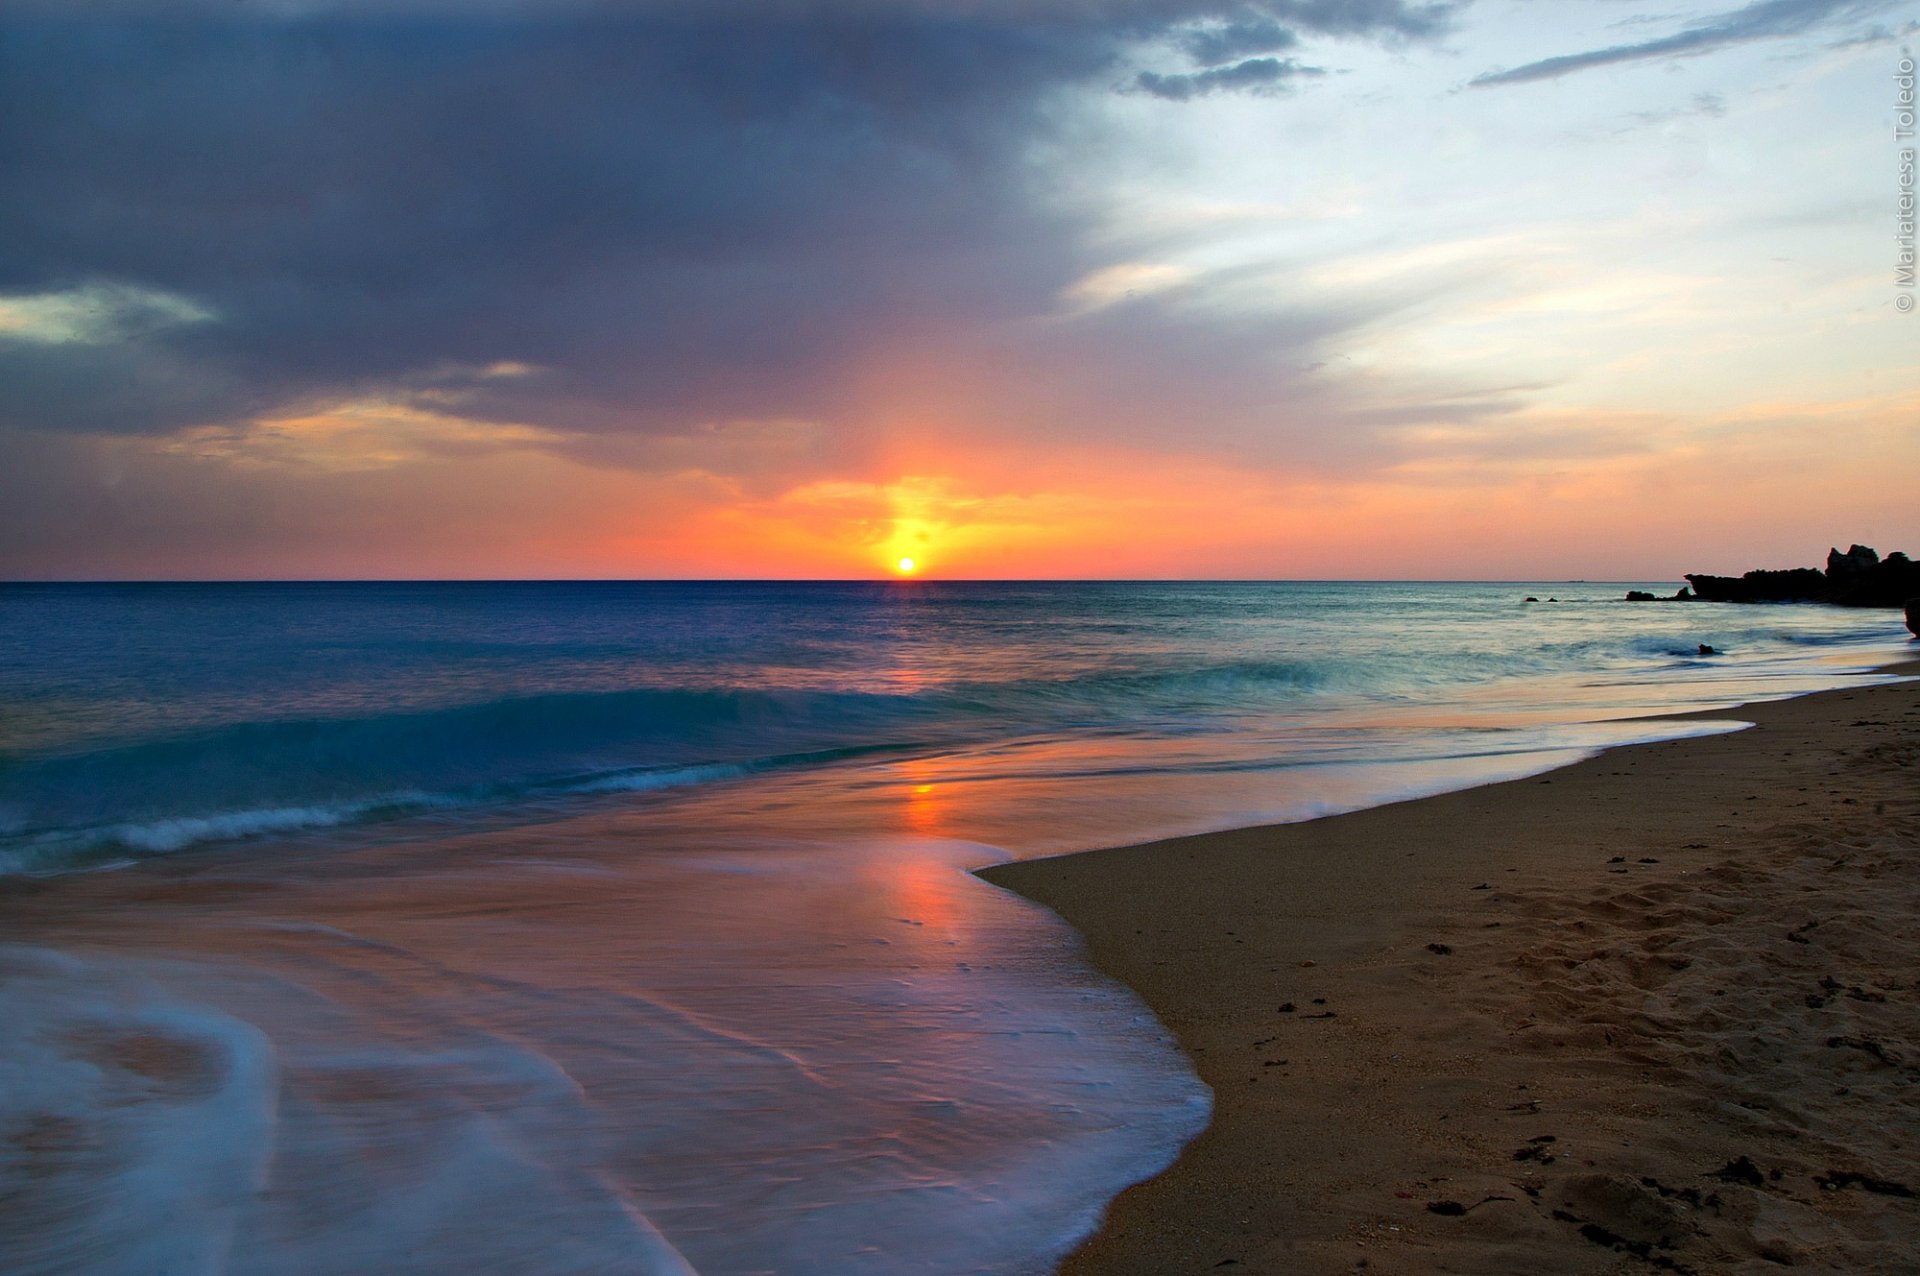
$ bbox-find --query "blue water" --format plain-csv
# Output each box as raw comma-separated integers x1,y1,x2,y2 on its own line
1,580,1904,871
0,581,1909,1275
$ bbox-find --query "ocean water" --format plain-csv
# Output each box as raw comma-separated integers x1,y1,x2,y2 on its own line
0,581,1909,1275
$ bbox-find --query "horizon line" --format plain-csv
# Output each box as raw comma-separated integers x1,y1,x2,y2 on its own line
0,575,1664,586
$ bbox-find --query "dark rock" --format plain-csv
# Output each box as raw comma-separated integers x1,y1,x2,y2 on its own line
1685,567,1828,603
1906,597,1919,637
1682,545,1920,607
1827,546,1920,606
1524,596,1539,603
1710,1156,1766,1186
1697,644,1716,655
1826,544,1879,580
1625,590,1658,602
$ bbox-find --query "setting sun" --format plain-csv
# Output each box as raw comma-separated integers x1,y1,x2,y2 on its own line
896,556,917,575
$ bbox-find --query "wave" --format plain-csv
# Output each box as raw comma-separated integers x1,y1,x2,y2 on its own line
0,743,929,875
0,665,1357,869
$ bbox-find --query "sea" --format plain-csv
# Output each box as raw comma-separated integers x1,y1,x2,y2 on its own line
0,580,1909,1275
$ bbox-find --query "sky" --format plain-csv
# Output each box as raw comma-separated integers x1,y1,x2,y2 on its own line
1,0,1915,580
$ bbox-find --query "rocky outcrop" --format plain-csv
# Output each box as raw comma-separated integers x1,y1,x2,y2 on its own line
1684,567,1828,603
1907,598,1919,638
1681,546,1920,608
1829,544,1882,583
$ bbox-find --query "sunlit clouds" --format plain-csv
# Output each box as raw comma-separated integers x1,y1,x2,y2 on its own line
0,283,214,347
1,1,1914,579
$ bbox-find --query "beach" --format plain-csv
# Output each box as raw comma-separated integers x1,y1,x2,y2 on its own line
983,662,1920,1274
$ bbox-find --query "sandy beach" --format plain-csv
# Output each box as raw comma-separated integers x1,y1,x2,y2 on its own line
983,662,1920,1275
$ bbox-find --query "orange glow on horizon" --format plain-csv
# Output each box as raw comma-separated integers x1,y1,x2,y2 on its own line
102,384,1917,582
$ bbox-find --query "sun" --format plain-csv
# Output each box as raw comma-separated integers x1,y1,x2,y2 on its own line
895,556,917,575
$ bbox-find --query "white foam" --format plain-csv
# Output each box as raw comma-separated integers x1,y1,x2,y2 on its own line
0,947,700,1276
0,819,1213,1275
113,805,363,853
0,946,279,1276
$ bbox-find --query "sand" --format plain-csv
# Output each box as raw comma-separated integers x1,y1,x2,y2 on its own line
981,665,1920,1275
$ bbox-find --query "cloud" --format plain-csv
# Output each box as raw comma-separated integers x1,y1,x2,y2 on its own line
1136,1,1454,100
1179,17,1299,64
0,283,244,435
1259,0,1456,39
0,283,213,346
1823,18,1920,49
1470,0,1895,87
1136,55,1325,98
1620,90,1729,128
0,2,1453,448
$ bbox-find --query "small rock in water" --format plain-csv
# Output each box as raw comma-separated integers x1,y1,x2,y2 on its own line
1698,644,1717,655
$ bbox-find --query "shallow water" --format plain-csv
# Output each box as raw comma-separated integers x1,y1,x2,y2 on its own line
0,581,1908,1273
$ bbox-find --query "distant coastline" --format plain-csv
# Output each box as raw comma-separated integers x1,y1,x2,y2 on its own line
1625,543,1920,634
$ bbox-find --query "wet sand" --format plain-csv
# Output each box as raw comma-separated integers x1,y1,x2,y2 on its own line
982,663,1920,1275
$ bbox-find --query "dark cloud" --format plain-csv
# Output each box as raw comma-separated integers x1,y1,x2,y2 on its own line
0,1,1454,452
1180,16,1298,63
1471,0,1894,87
1136,54,1323,97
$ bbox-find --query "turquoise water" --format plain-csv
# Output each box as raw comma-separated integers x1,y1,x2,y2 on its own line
0,581,1908,1274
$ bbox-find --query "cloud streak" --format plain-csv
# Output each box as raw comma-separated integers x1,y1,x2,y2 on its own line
1136,55,1325,98
1471,0,1894,87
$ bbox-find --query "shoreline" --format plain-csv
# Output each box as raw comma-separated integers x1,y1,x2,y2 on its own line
981,660,1920,1274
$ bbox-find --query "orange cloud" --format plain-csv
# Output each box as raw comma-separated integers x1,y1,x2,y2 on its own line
13,377,1914,583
